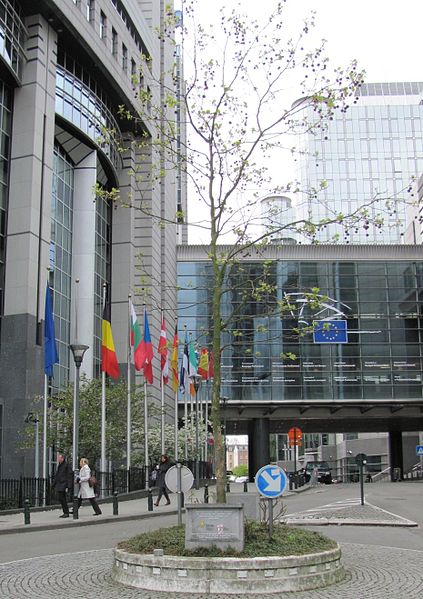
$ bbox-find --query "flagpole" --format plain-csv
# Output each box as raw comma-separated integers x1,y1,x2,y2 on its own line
127,294,132,472
205,379,209,464
42,373,48,506
160,308,165,455
184,325,188,461
101,283,107,497
144,380,149,488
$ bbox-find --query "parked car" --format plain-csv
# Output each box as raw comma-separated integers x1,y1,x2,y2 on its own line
235,475,249,483
305,461,332,484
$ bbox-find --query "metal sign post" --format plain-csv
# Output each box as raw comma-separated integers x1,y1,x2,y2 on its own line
255,464,288,540
165,464,194,526
355,453,367,506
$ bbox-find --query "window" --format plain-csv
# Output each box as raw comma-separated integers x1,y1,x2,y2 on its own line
131,58,136,84
86,0,94,22
100,11,107,40
112,28,118,57
122,44,127,71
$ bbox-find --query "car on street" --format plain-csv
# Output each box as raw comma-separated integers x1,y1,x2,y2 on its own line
305,461,332,484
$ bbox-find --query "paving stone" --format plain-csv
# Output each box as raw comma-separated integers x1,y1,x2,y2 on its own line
0,544,422,598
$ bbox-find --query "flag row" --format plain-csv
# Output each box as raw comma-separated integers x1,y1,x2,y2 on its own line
44,283,214,391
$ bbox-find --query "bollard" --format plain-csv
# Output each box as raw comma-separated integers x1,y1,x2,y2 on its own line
204,484,209,504
23,498,30,525
226,481,230,493
113,491,119,515
73,495,79,520
243,480,248,493
148,488,153,512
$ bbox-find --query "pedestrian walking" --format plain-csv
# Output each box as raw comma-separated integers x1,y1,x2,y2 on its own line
76,458,102,515
53,453,73,518
154,454,171,507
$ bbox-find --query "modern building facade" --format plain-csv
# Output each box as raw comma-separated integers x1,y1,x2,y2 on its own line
296,82,423,244
0,0,181,476
178,244,423,477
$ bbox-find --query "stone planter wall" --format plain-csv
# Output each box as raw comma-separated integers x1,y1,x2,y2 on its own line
113,545,344,594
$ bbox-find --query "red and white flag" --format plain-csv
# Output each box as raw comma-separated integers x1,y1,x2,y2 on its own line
157,315,169,385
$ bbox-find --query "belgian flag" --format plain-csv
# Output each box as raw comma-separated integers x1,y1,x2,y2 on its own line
101,293,119,379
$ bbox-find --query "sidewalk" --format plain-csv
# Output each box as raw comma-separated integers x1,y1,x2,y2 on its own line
0,482,310,535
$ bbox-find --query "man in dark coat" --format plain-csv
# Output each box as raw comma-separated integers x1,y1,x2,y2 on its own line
154,454,171,506
53,453,73,518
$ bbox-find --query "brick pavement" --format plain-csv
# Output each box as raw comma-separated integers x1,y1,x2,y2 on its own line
0,543,422,598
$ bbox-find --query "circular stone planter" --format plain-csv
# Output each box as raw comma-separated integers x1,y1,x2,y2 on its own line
113,545,344,594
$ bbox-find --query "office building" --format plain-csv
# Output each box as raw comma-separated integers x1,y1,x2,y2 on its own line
178,244,423,477
296,82,423,244
0,0,180,476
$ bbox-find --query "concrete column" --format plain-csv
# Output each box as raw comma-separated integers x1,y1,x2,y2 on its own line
248,418,270,480
388,430,403,481
71,151,97,378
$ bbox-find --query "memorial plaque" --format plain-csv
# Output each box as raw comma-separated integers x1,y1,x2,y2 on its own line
185,504,244,551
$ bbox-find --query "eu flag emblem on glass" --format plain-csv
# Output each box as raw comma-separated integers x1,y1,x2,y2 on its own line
313,320,348,343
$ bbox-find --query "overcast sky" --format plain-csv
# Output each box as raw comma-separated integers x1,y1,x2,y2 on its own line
175,1,423,242
177,0,423,83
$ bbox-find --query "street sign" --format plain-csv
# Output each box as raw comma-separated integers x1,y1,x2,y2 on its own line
288,427,302,447
165,465,194,493
255,464,288,498
416,445,423,456
355,453,367,465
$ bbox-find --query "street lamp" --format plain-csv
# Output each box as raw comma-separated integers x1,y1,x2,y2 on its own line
25,412,40,504
190,374,202,490
69,344,89,472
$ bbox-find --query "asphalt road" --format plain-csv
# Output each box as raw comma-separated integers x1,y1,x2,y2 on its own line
0,481,422,598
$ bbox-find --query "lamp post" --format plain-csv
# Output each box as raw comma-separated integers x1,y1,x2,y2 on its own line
25,412,40,505
69,344,89,472
190,374,202,490
221,396,228,477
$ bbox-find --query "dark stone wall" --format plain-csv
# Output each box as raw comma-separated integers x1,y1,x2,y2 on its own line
0,313,44,477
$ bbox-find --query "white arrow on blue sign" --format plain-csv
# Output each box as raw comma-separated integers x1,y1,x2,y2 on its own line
416,445,423,456
255,464,288,498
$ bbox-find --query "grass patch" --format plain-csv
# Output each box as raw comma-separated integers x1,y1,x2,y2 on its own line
118,521,337,558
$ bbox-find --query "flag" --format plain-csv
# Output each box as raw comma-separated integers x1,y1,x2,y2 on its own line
101,292,120,379
313,320,348,343
139,309,154,383
179,331,189,393
158,315,169,385
189,337,198,396
44,283,59,377
171,323,179,392
130,301,143,371
198,348,209,380
208,351,214,379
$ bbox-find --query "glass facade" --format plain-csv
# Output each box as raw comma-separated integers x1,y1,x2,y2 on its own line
0,0,25,81
55,50,123,169
0,80,11,332
93,197,112,376
178,260,423,402
50,144,74,390
297,82,423,244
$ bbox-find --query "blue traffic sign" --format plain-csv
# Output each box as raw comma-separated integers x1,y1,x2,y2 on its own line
416,445,423,456
255,464,288,498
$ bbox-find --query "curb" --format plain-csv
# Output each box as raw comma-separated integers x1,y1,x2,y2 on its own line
285,518,418,527
0,508,181,535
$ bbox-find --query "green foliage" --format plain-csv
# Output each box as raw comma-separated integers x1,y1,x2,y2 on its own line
22,376,146,467
118,522,337,558
232,464,248,477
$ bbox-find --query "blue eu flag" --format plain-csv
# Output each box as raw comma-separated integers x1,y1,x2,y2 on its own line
313,320,348,343
44,283,59,376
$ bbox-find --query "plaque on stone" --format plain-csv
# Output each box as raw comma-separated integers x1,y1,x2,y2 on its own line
185,504,244,552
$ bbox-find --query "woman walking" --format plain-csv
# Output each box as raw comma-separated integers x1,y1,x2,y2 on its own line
77,457,102,515
154,454,171,507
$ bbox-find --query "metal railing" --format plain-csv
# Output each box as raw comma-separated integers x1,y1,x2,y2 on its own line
0,461,213,511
